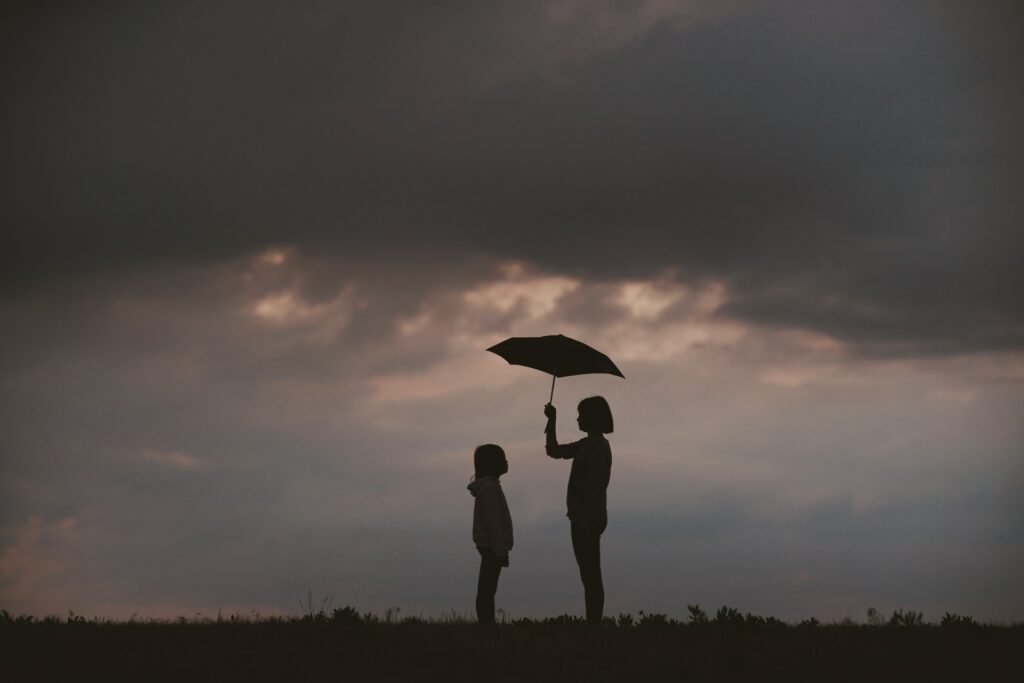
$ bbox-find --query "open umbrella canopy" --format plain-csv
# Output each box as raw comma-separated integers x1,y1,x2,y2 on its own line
487,334,625,379
487,334,624,404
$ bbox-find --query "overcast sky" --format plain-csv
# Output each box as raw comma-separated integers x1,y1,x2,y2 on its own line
2,1,1022,621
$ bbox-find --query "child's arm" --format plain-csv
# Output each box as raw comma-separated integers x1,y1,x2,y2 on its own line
544,403,582,459
579,441,611,529
481,482,511,559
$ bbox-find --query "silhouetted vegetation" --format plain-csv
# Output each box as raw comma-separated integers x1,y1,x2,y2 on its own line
941,612,979,629
2,606,1020,681
888,608,925,628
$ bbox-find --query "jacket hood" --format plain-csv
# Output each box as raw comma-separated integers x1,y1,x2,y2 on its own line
467,476,496,497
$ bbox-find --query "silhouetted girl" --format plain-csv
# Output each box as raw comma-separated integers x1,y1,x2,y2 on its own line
544,396,613,624
467,444,513,625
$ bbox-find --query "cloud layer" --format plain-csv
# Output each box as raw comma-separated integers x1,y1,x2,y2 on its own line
2,1,1022,355
2,251,1021,619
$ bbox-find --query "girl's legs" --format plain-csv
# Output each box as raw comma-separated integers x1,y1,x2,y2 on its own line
475,547,502,625
570,522,604,623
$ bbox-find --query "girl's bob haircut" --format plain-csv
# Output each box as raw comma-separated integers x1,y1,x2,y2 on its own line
474,444,507,478
578,396,614,434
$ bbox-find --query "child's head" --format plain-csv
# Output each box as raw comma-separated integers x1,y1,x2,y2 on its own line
474,444,508,478
577,396,614,434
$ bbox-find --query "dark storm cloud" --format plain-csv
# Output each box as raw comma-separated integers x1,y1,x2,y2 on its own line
2,1,1022,354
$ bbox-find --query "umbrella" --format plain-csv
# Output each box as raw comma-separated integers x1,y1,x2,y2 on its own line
487,334,625,403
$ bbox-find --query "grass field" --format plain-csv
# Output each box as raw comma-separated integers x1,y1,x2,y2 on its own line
3,607,1021,682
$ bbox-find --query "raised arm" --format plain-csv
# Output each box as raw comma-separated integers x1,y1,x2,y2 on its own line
544,403,581,459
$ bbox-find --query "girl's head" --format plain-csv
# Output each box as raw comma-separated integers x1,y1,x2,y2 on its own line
577,396,614,434
474,444,508,478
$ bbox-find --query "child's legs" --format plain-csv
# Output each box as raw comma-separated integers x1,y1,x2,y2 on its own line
570,522,604,623
475,547,502,625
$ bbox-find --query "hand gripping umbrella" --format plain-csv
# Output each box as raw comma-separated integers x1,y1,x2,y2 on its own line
487,334,625,404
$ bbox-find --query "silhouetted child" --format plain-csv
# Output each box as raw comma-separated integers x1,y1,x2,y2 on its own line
467,444,513,626
544,396,613,624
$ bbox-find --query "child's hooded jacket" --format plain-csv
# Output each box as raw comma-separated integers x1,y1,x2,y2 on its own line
467,476,514,556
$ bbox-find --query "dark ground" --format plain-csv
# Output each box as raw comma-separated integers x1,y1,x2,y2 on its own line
3,613,1022,682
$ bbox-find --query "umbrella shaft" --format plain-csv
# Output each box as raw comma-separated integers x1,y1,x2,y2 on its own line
549,375,556,404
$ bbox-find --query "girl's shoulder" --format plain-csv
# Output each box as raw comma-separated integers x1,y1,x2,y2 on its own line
588,435,612,456
469,475,499,496
478,476,502,490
